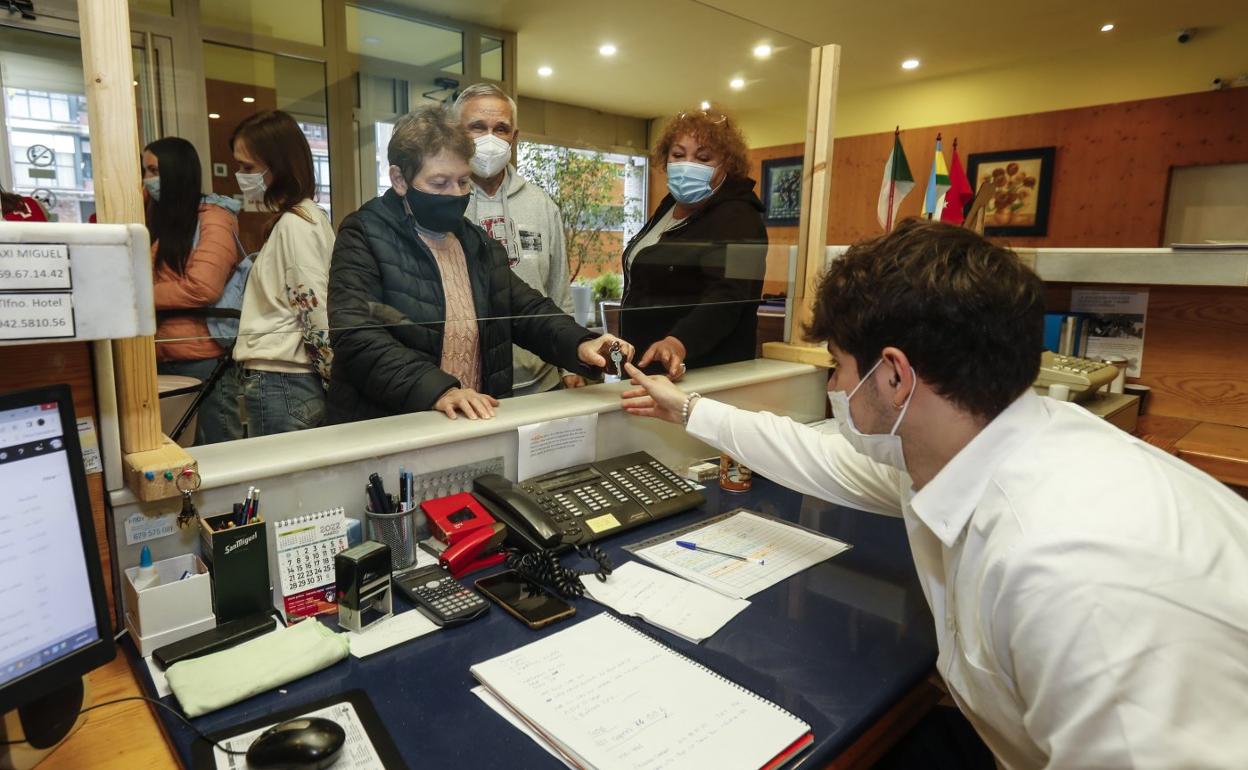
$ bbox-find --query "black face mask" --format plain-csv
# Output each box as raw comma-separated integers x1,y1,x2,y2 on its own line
404,186,470,234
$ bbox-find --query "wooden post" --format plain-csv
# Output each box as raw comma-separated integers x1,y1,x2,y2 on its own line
78,0,162,455
764,43,840,368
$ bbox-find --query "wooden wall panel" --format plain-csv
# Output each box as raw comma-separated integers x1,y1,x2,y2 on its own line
0,342,116,623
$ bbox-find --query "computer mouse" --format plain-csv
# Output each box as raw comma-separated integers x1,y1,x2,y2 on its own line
246,717,346,770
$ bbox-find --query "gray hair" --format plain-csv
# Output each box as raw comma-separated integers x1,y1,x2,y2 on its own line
451,82,518,126
388,104,475,181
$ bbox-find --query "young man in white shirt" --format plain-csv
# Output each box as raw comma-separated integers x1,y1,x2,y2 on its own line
621,218,1248,770
451,83,584,395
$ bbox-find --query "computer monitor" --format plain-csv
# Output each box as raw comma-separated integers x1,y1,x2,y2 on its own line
0,385,115,748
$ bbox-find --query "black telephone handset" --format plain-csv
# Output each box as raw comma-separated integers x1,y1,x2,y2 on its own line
473,474,568,551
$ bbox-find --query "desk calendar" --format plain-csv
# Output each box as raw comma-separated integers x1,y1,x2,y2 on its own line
273,507,349,622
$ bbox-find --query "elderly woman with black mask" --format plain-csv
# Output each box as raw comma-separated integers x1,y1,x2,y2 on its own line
327,104,632,422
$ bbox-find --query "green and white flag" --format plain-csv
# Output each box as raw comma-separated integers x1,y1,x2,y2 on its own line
877,130,915,231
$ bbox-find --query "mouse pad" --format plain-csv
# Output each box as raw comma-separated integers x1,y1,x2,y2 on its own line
190,689,406,770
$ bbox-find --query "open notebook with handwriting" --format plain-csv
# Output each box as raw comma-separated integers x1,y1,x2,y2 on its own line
470,613,813,770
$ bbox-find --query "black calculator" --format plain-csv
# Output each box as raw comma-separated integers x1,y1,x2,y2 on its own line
393,565,489,627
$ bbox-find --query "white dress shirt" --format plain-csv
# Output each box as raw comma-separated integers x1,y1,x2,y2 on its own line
687,390,1248,769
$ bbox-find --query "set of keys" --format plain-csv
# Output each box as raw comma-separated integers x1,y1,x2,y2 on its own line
609,341,625,376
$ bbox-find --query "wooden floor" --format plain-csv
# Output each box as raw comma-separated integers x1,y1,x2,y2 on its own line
39,654,178,770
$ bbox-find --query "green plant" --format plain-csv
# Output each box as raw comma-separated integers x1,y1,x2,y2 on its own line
590,272,623,303
518,143,641,282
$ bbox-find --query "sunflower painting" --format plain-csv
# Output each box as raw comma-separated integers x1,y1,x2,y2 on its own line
966,147,1055,236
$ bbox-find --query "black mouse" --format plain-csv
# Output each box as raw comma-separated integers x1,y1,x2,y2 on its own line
246,716,346,769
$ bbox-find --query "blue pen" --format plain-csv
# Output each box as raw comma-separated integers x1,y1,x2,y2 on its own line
676,540,765,565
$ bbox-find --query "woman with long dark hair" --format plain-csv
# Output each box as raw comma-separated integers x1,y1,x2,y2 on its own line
225,110,334,437
144,136,243,444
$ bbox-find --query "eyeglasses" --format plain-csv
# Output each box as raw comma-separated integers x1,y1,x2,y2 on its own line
676,108,727,125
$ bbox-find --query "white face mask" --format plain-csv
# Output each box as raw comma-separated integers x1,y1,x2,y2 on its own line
827,359,914,471
470,134,512,179
235,169,268,203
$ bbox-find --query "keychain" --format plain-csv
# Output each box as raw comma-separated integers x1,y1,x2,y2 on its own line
175,467,202,529
609,341,624,376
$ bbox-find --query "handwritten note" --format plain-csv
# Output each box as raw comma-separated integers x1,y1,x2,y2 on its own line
470,614,810,770
516,413,597,481
580,561,750,643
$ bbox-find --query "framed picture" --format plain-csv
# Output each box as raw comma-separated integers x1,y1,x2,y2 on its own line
760,156,803,226
965,146,1056,236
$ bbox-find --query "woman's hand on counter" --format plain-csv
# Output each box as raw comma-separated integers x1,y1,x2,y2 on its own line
434,387,499,420
620,363,688,424
561,374,588,389
638,336,687,381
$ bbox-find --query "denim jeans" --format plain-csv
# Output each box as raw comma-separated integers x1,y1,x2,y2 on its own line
156,357,240,445
230,367,326,438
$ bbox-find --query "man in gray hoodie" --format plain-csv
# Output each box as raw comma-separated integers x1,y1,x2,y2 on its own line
452,83,585,395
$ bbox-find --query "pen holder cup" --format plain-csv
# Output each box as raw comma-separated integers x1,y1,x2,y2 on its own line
198,512,272,623
365,501,423,572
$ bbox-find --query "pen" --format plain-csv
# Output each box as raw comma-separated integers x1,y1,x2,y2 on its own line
249,488,260,523
675,540,765,565
368,473,391,513
239,486,255,526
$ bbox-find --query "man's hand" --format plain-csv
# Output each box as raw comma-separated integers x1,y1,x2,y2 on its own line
620,363,691,424
433,387,499,420
577,334,635,375
638,336,687,381
561,374,587,389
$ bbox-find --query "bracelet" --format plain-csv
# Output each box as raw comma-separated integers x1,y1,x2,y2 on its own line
682,392,702,426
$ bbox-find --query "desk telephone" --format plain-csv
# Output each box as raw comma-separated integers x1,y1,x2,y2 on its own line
1034,351,1118,401
473,451,705,551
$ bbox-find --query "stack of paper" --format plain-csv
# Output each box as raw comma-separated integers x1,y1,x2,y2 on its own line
578,562,749,643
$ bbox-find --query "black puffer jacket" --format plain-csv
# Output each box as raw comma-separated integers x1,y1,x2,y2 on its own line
620,175,767,369
326,190,595,423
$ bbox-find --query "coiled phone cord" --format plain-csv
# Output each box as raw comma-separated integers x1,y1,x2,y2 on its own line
505,545,614,599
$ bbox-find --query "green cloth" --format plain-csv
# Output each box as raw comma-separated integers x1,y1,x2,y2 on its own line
166,619,349,717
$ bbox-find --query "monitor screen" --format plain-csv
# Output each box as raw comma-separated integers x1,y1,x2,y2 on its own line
0,386,113,710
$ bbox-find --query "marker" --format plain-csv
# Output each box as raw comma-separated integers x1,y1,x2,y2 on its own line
675,540,765,565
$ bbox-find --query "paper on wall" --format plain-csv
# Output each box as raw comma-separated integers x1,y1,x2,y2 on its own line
516,413,597,481
1070,288,1148,377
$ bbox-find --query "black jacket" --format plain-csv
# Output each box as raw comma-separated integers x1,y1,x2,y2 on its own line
326,190,595,423
620,176,767,369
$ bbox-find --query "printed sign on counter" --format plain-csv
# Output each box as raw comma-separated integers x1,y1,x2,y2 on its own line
0,292,75,340
0,243,71,291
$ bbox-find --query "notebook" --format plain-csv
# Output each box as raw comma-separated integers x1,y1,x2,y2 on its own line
273,507,350,622
470,613,813,770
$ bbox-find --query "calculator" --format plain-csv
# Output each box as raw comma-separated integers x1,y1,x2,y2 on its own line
393,565,489,627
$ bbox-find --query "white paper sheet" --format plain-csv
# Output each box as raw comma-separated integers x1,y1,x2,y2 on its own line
579,562,750,643
634,511,850,599
516,414,597,481
345,609,440,658
211,700,385,770
472,685,576,769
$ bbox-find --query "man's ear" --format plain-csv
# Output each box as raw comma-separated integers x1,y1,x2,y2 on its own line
389,165,408,195
880,346,915,407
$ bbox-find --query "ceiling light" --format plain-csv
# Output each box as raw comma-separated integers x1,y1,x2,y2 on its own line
132,80,138,86
729,77,745,90
537,65,553,77
752,44,772,59
242,96,255,103
599,43,617,57
901,58,920,70
208,112,221,119
700,100,711,110
1100,23,1115,32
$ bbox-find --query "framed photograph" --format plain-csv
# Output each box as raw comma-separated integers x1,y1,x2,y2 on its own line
760,156,803,226
966,147,1056,236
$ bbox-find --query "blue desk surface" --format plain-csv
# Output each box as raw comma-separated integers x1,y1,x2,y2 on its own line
137,477,937,768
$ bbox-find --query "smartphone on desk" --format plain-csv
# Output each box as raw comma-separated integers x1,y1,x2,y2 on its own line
475,570,575,630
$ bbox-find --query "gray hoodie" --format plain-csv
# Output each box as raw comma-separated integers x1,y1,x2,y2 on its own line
466,166,574,395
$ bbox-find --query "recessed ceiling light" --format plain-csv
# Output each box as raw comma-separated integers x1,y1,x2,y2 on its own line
599,43,617,57
901,58,920,70
537,65,553,77
208,112,221,119
363,35,381,45
242,96,255,103
752,44,772,59
699,100,711,110
1100,23,1115,32
132,80,138,86
729,77,745,90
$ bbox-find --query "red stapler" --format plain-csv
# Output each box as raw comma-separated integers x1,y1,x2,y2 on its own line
421,493,508,577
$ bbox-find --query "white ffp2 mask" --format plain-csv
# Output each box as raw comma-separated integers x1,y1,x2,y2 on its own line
470,134,512,179
235,169,268,203
827,359,914,471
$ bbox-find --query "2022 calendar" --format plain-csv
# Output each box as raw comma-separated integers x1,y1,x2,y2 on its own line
273,507,349,622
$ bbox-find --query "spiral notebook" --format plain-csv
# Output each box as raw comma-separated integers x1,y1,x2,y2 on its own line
273,507,349,622
470,613,813,770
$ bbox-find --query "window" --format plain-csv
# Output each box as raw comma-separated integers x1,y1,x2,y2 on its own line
4,88,93,223
481,35,504,81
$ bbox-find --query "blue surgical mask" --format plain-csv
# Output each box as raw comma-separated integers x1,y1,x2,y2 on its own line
666,161,717,204
143,176,161,202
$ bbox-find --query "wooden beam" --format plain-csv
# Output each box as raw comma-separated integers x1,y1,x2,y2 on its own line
78,0,162,455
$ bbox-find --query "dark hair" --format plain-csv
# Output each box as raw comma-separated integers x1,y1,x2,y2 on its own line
388,104,475,184
651,108,750,180
144,137,202,276
1,181,25,216
229,110,316,237
806,218,1045,420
